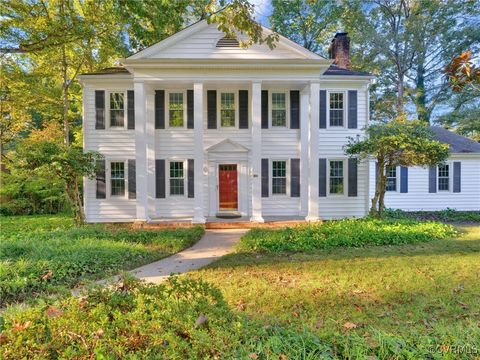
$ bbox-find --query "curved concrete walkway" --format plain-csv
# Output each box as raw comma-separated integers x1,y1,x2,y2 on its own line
129,229,247,284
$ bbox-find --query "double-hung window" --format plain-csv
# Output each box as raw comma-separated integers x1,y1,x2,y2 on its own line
110,92,125,127
272,160,287,195
271,92,287,127
329,160,344,194
220,92,235,127
386,166,397,191
169,92,184,127
329,92,344,127
111,162,125,196
438,164,449,191
169,161,184,195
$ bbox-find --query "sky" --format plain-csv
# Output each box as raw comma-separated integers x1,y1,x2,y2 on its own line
251,0,273,26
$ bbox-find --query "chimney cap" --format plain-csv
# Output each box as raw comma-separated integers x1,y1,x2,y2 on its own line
333,32,348,39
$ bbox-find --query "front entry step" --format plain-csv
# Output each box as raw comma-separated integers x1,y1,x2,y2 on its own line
215,211,242,219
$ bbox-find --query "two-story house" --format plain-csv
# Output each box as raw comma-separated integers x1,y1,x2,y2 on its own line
79,20,480,223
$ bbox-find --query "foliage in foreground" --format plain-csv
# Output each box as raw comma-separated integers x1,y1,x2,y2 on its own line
238,218,456,253
384,208,480,223
0,215,204,306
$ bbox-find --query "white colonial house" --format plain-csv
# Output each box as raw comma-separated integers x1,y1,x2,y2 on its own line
79,20,480,223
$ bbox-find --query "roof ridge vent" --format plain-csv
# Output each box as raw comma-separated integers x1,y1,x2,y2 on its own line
216,36,240,48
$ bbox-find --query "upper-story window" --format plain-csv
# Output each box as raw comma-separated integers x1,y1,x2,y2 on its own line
438,164,449,191
169,92,184,127
329,92,344,127
109,92,125,127
220,92,235,127
329,160,344,194
169,161,185,195
111,161,125,196
272,160,287,195
386,165,397,191
271,92,287,127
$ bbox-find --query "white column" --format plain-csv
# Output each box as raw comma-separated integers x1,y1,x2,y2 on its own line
134,81,147,221
299,87,309,216
306,81,320,221
146,90,156,220
192,82,206,223
250,81,264,222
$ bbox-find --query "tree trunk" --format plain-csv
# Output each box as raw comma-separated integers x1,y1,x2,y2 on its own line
397,73,405,114
415,60,428,123
65,177,85,225
62,45,70,146
370,159,387,218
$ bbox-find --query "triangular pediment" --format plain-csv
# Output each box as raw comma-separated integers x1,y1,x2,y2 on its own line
128,20,324,61
206,139,249,153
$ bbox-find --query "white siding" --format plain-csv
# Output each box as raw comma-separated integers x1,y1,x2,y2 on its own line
368,158,480,211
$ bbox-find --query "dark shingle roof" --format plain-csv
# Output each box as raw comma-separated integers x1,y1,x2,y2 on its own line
323,64,372,76
430,126,480,153
81,67,130,76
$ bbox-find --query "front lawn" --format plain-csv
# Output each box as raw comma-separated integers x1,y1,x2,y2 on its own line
0,215,204,306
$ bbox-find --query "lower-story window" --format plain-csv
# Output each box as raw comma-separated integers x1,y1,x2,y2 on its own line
438,164,449,191
329,160,344,194
169,161,184,195
272,160,287,195
111,161,125,196
386,165,397,191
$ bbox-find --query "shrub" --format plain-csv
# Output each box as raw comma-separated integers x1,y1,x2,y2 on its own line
237,219,456,253
384,208,480,222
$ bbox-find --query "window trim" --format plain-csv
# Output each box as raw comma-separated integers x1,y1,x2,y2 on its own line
327,90,347,129
385,165,398,192
327,159,347,196
270,159,289,196
437,163,451,192
107,90,127,129
168,159,186,197
217,91,238,128
269,90,290,128
166,90,187,129
107,160,128,199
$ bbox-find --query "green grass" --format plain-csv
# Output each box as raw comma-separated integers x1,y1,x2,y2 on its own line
238,218,456,253
187,225,480,358
0,215,204,306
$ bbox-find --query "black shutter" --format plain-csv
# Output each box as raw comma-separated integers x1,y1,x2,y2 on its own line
96,159,106,199
128,159,136,199
348,90,357,129
155,90,165,129
261,158,269,197
348,158,358,197
239,90,249,129
319,90,327,129
400,166,408,193
290,158,300,197
127,90,135,130
207,90,217,129
188,159,194,198
290,90,300,129
319,158,327,197
261,90,269,129
156,159,166,198
187,89,194,129
429,166,437,193
95,90,105,130
453,162,461,193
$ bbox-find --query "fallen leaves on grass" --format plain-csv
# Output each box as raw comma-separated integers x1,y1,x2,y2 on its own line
343,322,357,330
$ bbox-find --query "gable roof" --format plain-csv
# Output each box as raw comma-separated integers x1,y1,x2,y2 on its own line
126,19,326,61
430,126,480,153
323,64,372,77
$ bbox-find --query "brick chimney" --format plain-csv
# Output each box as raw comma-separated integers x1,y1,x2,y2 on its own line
329,32,350,69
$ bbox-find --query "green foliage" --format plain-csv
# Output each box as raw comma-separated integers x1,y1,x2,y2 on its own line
237,218,456,253
384,208,480,223
0,215,204,306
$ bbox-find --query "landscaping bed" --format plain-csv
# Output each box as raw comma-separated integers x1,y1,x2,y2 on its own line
384,208,480,223
237,218,456,253
0,215,204,306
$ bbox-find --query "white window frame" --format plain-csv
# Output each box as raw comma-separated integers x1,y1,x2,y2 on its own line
166,90,187,129
269,90,289,128
270,159,289,196
217,91,238,128
327,159,346,196
107,160,128,199
327,90,347,129
107,90,127,129
437,163,451,192
168,159,186,197
385,165,398,192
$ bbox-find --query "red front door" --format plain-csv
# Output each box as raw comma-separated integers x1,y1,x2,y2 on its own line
219,164,238,211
